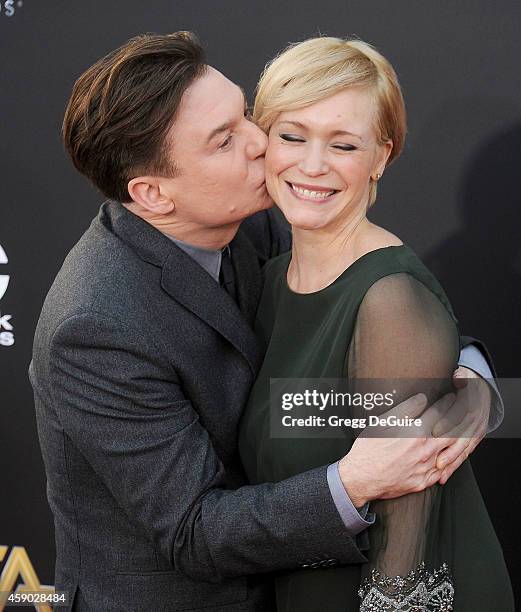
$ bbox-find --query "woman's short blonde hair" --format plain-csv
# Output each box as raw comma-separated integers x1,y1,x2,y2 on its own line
254,36,407,206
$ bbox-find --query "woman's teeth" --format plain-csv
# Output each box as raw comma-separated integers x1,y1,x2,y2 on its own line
290,183,336,199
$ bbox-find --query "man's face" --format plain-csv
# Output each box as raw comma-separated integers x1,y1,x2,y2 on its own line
161,67,272,230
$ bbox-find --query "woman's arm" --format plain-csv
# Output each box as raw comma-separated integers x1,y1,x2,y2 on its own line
347,272,459,605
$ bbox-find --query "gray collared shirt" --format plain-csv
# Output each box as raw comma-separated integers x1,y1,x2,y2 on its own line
165,234,227,282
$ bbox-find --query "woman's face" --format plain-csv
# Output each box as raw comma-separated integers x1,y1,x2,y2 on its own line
264,87,393,230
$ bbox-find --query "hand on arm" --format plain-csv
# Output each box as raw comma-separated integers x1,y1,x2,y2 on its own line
331,271,474,594
338,392,456,506
433,366,491,484
338,272,462,581
337,273,462,503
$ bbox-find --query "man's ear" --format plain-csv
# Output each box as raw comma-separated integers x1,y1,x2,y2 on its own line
127,176,176,214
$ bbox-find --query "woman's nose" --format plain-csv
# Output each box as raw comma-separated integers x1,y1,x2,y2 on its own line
298,144,328,176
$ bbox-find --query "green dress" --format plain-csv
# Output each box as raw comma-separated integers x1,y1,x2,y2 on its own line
238,245,514,611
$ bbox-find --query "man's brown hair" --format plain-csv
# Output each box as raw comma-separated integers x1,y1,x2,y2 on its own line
62,31,206,202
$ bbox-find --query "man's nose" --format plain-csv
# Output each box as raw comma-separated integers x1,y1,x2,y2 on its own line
298,144,329,177
246,121,268,159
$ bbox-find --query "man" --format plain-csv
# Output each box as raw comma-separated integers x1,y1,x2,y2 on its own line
29,32,500,611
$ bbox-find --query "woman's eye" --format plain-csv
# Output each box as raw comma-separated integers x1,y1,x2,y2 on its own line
333,144,357,151
280,133,305,142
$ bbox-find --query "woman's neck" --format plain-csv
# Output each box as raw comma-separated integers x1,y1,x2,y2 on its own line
288,213,370,294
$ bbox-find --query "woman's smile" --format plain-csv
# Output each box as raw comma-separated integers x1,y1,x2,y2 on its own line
285,181,340,203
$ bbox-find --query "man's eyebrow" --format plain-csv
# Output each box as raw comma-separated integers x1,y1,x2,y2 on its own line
278,120,363,140
206,122,233,145
206,86,247,145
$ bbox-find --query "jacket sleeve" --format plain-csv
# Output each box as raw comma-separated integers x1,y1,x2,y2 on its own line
459,335,504,431
459,335,496,376
48,311,366,583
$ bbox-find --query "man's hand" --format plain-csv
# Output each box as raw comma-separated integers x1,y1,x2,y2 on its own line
433,366,491,484
338,368,492,505
338,393,456,507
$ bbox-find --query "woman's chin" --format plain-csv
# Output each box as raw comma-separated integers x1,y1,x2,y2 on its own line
284,215,331,231
275,200,338,231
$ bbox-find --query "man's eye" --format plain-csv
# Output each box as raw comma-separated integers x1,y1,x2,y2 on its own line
280,133,305,142
219,135,233,149
333,144,357,151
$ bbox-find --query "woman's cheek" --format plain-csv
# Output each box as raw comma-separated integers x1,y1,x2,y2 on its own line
265,172,280,203
264,146,277,176
266,141,291,173
264,148,283,199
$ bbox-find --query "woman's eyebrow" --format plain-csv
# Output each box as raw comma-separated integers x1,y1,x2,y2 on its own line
277,120,362,140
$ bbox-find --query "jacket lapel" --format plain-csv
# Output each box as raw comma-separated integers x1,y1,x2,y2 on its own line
101,201,263,375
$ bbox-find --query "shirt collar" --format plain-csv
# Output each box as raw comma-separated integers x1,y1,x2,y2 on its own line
164,234,230,282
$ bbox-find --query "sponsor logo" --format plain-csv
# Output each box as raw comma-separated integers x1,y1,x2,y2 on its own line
0,243,14,347
0,1,24,17
0,244,8,301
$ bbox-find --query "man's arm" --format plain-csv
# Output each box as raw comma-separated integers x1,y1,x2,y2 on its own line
327,462,375,552
48,311,367,583
428,338,504,483
459,339,503,432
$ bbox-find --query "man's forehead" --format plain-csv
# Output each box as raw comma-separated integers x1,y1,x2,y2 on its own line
171,68,246,139
183,67,245,112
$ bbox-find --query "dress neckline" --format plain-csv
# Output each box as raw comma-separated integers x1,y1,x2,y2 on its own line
283,244,409,297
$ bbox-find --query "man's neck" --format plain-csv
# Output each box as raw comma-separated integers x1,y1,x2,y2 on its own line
123,202,240,250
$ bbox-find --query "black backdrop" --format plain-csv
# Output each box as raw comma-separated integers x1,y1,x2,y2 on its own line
1,0,519,606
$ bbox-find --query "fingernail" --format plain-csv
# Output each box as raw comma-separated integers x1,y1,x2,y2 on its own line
415,393,427,406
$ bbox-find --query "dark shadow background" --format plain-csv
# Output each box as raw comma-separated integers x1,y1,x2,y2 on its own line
1,0,519,605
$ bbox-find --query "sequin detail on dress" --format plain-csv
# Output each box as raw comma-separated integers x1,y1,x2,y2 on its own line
359,562,454,611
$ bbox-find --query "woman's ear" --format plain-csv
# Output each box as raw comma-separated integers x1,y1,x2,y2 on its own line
373,140,394,180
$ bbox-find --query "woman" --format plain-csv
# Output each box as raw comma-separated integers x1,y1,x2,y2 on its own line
238,37,514,610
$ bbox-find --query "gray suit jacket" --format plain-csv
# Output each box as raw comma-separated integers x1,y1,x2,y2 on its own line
29,202,366,611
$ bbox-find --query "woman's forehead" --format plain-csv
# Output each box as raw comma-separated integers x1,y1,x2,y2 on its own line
274,89,377,140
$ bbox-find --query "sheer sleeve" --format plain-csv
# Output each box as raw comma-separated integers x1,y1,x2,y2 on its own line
347,273,459,610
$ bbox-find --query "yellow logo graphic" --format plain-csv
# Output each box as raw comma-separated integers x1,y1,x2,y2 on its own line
0,546,54,612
